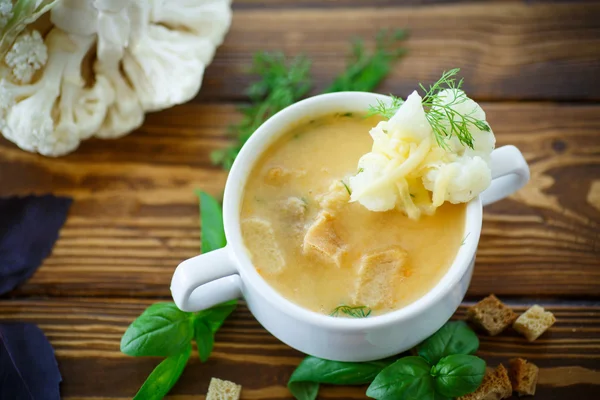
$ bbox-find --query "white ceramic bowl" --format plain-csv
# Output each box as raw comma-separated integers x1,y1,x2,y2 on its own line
171,92,530,362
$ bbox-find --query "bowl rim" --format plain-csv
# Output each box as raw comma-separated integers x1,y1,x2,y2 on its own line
223,91,482,331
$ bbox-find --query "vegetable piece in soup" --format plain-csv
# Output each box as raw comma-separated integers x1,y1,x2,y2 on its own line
240,113,465,316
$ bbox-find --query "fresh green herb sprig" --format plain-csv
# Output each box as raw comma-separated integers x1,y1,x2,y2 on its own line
287,321,486,400
330,304,371,318
212,29,408,170
121,191,234,399
325,29,408,93
211,52,312,170
368,68,491,150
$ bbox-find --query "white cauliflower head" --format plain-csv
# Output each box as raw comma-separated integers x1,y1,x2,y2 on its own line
0,0,232,156
350,87,496,218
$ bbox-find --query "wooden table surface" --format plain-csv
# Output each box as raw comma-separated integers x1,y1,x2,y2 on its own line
1,1,599,399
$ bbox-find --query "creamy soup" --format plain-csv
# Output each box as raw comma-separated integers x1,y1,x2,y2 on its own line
241,113,466,316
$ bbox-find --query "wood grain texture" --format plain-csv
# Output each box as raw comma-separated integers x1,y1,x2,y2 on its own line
0,299,598,399
0,1,598,398
196,3,600,102
1,102,597,298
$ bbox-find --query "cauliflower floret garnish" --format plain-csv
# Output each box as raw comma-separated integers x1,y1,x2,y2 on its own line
5,30,48,83
349,69,496,219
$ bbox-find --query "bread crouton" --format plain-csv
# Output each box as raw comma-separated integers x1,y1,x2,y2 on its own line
467,295,518,336
509,358,539,396
303,211,345,267
242,218,285,274
265,166,306,186
316,180,350,213
281,197,307,221
458,364,512,400
513,305,556,342
206,377,242,400
353,247,407,308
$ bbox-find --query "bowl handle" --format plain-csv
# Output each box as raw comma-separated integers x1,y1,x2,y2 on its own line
480,145,530,207
170,247,242,312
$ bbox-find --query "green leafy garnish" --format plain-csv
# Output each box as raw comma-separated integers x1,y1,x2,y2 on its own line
368,68,490,150
120,303,194,357
132,344,192,400
416,320,479,365
196,190,226,253
340,180,352,195
366,356,437,400
330,305,371,318
367,95,404,119
421,68,490,150
121,301,237,398
325,29,407,93
288,356,395,400
431,354,486,398
288,321,486,400
211,52,312,169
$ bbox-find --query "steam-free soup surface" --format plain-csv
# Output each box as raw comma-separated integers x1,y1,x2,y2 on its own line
241,113,465,316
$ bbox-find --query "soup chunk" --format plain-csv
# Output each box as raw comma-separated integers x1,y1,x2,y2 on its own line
240,113,466,316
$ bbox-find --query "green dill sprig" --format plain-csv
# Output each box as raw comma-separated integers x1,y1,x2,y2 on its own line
325,29,408,93
211,52,312,169
340,180,352,195
367,95,403,119
368,68,491,150
330,305,372,318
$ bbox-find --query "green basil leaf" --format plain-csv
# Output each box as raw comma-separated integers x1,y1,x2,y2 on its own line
366,356,436,400
196,300,237,333
432,354,486,398
196,190,226,253
417,321,479,365
288,381,319,400
288,356,394,400
194,318,214,362
120,303,193,357
132,344,191,400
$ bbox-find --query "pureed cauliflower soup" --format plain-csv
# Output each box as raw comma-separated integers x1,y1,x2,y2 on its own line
240,113,466,316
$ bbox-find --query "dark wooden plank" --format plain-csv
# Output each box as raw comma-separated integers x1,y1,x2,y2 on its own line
0,102,598,298
0,298,598,399
196,3,600,102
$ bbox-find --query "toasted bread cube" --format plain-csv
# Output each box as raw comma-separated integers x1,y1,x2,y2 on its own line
509,358,539,396
242,218,285,274
467,295,518,336
316,180,350,213
353,247,407,308
458,364,512,400
303,211,345,267
265,166,305,186
513,305,556,342
282,197,307,221
206,377,242,400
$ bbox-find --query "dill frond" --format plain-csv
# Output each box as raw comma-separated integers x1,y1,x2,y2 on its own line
211,52,312,169
367,68,490,150
330,305,372,318
325,29,408,93
367,95,403,119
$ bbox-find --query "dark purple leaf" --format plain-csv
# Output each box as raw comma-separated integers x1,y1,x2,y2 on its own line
0,323,62,400
0,195,72,295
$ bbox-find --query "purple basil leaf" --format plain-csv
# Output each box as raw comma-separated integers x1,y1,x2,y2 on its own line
0,195,72,295
0,323,62,399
